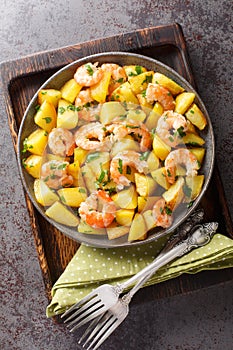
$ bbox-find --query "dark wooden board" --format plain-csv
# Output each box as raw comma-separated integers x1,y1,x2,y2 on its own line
1,23,232,303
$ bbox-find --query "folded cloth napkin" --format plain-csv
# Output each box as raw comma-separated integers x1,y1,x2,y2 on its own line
46,233,233,317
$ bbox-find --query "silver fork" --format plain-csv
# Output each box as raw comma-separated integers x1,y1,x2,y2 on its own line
61,209,204,331
78,221,218,350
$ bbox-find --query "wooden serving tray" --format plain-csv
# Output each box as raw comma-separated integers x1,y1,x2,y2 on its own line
1,23,232,303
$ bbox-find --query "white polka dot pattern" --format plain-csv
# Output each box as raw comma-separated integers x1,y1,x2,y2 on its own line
46,234,233,318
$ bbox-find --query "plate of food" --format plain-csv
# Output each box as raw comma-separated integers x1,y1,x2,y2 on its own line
17,52,215,247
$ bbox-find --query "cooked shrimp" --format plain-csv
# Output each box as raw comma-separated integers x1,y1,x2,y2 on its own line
74,62,103,87
101,63,127,94
48,128,75,157
79,189,116,228
75,89,94,107
110,150,149,189
165,148,199,184
40,160,73,189
75,89,101,122
156,111,188,147
145,83,175,110
107,120,152,151
152,197,173,228
75,122,111,151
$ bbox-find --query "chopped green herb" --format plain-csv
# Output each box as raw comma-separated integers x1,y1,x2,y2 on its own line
167,169,172,177
57,163,67,170
97,169,106,184
177,126,186,138
190,109,194,114
118,159,123,174
86,152,100,163
165,206,172,215
78,188,86,193
135,66,143,75
141,90,146,98
139,151,150,161
167,91,172,96
116,78,124,83
85,63,94,76
142,74,153,84
22,158,27,168
22,138,33,153
60,195,66,203
44,176,49,182
41,91,47,95
44,131,48,136
35,105,40,112
126,124,139,129
169,136,174,142
58,106,66,114
67,104,77,111
43,117,52,124
187,201,194,208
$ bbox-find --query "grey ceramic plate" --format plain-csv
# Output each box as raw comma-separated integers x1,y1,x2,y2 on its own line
17,52,215,247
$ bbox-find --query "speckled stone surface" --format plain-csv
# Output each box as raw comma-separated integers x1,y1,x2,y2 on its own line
0,0,232,349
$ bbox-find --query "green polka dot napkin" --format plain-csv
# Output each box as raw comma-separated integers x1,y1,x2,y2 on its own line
46,233,233,318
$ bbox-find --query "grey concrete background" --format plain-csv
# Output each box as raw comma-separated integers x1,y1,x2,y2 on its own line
0,0,232,349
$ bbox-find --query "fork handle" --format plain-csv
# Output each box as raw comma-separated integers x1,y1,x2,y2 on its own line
119,222,217,292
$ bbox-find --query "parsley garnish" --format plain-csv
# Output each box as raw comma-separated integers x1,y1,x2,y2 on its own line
85,64,94,76
135,66,143,75
118,159,123,174
58,106,66,114
86,152,100,163
177,126,186,138
43,117,52,124
165,206,172,215
142,74,153,84
139,151,150,161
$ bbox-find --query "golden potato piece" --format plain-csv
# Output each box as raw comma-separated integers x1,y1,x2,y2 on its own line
78,220,106,235
128,71,154,95
142,210,156,231
38,89,62,108
34,179,59,207
151,167,170,190
111,185,138,209
23,155,42,178
185,103,207,130
175,92,195,114
189,148,205,166
152,72,184,95
145,102,163,130
34,100,57,132
57,187,87,207
90,71,112,103
162,176,185,210
115,209,135,226
111,82,139,104
60,78,82,103
22,128,48,156
185,175,205,201
153,134,171,160
106,223,130,240
128,213,147,242
135,173,157,197
182,133,205,146
57,99,78,129
99,101,126,125
137,196,160,212
45,201,79,226
123,65,147,77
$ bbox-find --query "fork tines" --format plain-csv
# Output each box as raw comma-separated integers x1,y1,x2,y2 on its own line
78,311,119,350
61,293,105,332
